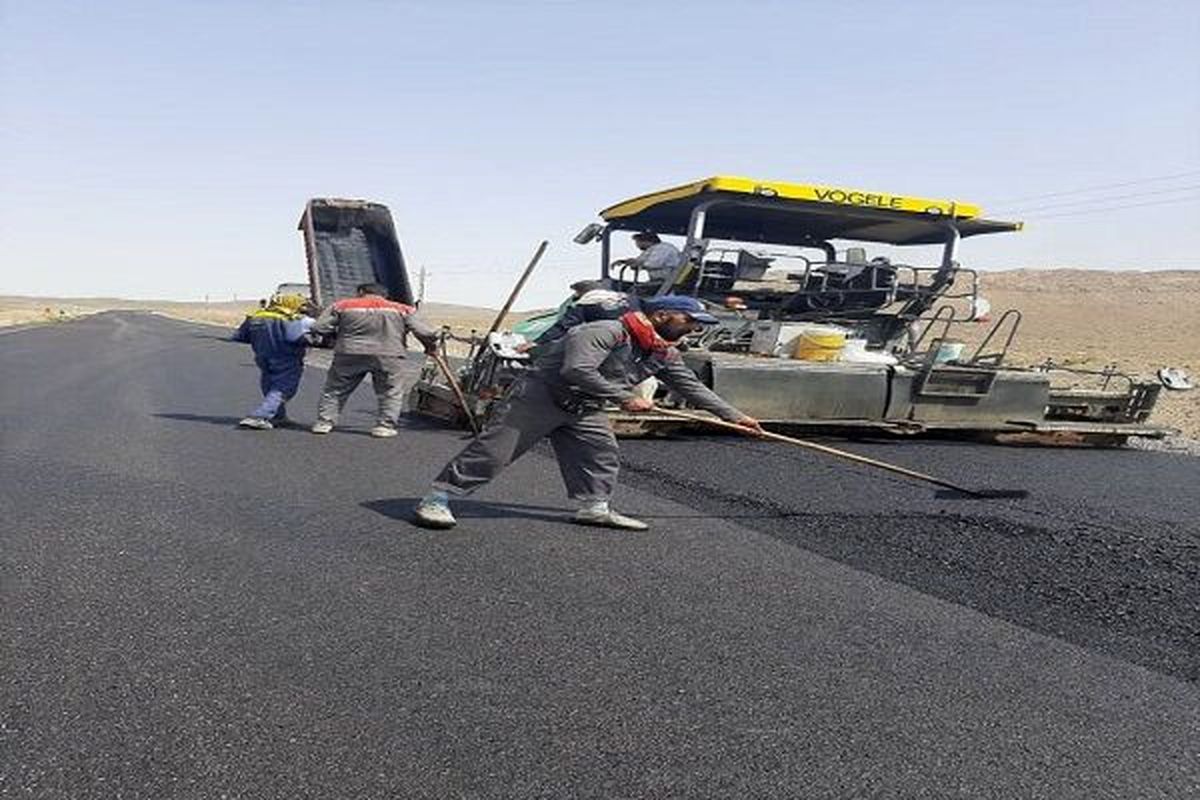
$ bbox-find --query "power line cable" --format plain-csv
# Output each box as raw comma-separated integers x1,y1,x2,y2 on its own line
425,266,511,276
999,183,1200,214
990,169,1200,205
1025,194,1200,220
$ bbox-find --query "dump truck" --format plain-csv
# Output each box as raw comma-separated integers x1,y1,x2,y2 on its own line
297,198,414,307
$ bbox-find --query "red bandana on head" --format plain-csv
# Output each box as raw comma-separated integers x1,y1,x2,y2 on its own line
620,311,674,352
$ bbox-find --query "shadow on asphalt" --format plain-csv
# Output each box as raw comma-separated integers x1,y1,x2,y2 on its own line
154,413,315,432
155,412,244,426
394,414,462,432
152,412,448,436
637,510,817,520
363,498,570,525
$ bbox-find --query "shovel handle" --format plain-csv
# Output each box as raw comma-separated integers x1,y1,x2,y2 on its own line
485,241,549,340
432,352,481,436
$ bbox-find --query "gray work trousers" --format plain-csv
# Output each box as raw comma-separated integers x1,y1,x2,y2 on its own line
316,354,407,427
433,378,620,503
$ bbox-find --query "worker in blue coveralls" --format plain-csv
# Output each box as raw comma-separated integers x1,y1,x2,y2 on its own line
231,294,316,430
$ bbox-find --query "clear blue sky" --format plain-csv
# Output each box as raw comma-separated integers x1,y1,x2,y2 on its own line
2,0,1198,308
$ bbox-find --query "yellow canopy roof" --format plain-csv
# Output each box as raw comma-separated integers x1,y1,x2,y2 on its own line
600,176,1022,246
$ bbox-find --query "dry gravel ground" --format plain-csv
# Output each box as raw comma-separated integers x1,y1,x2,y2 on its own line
3,268,1197,437
0,295,509,333
974,270,1198,442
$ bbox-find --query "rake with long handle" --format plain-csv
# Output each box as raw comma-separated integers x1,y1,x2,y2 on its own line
651,407,1027,500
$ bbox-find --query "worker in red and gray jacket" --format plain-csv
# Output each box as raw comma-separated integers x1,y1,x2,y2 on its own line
413,295,762,531
309,282,439,438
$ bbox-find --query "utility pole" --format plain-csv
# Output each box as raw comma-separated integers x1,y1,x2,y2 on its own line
418,264,427,306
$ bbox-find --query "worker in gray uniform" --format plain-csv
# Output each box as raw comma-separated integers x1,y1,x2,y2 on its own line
413,295,762,531
309,282,439,438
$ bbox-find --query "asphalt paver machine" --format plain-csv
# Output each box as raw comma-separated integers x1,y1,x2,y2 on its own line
569,176,1174,444
402,177,1179,445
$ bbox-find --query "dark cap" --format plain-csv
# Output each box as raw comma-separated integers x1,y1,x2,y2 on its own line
632,230,660,242
641,294,719,324
569,279,606,294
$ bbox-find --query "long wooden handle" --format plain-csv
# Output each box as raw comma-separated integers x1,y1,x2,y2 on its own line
485,240,549,339
652,407,986,498
433,352,481,436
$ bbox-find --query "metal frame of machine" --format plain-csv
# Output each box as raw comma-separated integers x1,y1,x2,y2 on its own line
557,176,1169,443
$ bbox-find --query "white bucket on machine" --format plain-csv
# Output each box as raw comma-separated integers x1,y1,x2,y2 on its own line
840,338,898,365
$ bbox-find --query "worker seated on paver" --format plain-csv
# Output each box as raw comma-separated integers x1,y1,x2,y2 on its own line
308,283,440,438
412,295,762,531
610,231,684,294
231,294,316,430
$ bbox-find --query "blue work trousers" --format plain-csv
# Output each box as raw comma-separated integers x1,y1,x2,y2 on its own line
250,357,305,420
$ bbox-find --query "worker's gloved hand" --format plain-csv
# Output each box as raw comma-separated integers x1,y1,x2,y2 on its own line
734,415,764,435
621,396,655,413
304,332,332,347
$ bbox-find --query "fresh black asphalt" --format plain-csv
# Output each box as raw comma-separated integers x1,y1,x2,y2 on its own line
2,312,1198,799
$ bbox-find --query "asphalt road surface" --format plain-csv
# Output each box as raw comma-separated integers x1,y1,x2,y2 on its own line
2,312,1198,799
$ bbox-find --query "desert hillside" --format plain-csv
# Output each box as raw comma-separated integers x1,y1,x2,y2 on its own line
0,297,511,332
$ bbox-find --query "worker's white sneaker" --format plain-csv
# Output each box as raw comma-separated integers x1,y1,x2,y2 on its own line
413,493,456,529
370,425,399,438
238,417,273,430
572,505,649,531
310,421,334,435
